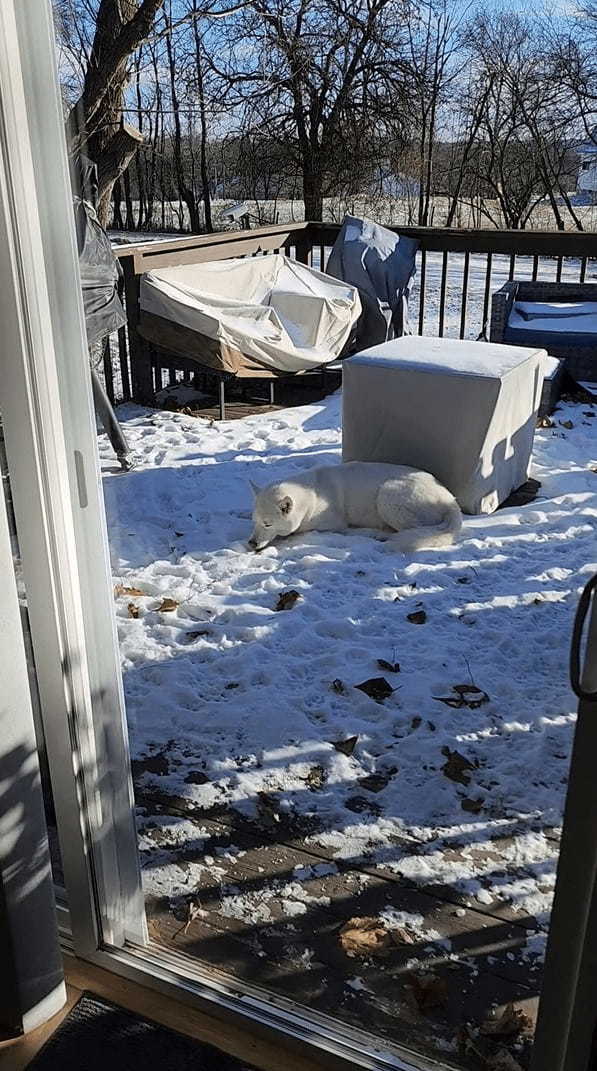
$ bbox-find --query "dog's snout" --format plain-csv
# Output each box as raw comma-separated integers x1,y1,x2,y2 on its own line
248,536,257,549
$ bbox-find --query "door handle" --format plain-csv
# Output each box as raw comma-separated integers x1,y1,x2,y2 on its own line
570,573,597,702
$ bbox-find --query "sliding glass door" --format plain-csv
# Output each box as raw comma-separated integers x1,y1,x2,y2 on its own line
2,1,597,1069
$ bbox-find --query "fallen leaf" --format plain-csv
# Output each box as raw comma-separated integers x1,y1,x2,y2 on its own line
274,589,301,612
377,658,401,673
358,769,396,792
559,419,574,430
355,677,394,702
115,583,146,597
127,602,140,618
344,794,382,815
407,610,427,624
461,797,484,814
411,716,422,729
224,681,240,690
389,927,416,947
184,770,210,785
332,735,359,756
339,917,392,958
441,747,476,785
434,684,489,709
306,764,327,791
157,597,179,612
406,973,449,1013
480,1002,533,1038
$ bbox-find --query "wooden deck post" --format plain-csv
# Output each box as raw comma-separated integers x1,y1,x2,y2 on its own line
121,253,154,405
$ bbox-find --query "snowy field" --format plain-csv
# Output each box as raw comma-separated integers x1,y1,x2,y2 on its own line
100,388,597,964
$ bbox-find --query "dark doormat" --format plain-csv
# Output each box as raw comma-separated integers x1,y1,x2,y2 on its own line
28,991,257,1070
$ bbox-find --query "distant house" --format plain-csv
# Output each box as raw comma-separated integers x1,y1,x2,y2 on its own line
576,129,597,196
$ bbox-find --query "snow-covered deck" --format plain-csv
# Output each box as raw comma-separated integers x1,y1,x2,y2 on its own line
100,389,597,1068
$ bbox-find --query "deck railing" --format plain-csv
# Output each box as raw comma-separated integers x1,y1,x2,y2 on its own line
109,220,597,407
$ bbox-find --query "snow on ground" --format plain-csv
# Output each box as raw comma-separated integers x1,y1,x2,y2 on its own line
99,391,597,949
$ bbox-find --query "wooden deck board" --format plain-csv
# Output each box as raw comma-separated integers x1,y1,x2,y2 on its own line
139,791,541,1069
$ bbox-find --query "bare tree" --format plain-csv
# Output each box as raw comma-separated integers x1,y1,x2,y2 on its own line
214,0,412,221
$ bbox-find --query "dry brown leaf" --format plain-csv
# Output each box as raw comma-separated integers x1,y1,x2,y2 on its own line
306,764,327,791
377,658,401,673
115,583,146,597
127,602,140,619
480,1002,533,1038
389,927,416,947
355,677,394,702
461,797,484,814
358,769,396,792
441,747,475,785
434,684,489,709
559,419,574,430
407,610,427,624
274,589,301,612
406,973,449,1013
332,735,359,756
339,917,392,958
157,597,179,612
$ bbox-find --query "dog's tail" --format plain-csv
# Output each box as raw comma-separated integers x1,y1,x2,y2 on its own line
392,502,462,552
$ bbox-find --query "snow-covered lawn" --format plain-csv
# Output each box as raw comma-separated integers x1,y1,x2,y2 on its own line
100,391,597,959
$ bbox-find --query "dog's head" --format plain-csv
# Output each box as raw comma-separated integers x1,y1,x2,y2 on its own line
248,480,296,550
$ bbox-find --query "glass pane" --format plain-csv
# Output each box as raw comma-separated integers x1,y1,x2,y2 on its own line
0,416,64,892
49,4,593,1067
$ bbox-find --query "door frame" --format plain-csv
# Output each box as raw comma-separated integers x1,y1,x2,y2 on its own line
2,2,597,1070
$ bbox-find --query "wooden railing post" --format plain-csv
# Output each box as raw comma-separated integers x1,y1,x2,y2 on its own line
121,252,153,404
294,226,312,264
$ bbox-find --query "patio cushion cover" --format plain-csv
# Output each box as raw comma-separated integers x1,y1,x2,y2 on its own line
139,254,361,375
325,215,419,348
71,156,126,346
342,336,548,514
505,301,597,351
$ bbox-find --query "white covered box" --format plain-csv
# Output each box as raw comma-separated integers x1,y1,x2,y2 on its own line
342,336,548,514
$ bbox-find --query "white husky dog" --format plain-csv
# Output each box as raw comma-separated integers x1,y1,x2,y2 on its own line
248,461,461,552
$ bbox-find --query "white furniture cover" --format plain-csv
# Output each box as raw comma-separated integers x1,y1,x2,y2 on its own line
139,253,361,374
342,336,548,515
508,300,597,336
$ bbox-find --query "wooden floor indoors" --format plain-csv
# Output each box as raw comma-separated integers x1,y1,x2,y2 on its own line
0,955,334,1071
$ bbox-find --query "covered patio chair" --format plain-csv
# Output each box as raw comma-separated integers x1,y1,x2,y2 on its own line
72,156,132,469
138,253,361,417
325,215,419,349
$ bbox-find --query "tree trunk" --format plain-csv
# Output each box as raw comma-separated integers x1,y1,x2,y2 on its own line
303,166,323,221
112,178,124,228
192,9,213,233
95,123,145,225
66,0,162,226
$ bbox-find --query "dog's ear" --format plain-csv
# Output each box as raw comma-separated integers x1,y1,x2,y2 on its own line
249,479,261,497
278,495,293,515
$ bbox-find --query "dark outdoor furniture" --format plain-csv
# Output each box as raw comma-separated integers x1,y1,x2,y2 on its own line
490,280,597,384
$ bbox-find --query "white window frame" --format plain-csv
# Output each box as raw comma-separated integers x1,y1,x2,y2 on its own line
3,2,597,1070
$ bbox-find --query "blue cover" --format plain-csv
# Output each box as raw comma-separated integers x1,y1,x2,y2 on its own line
325,215,419,348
